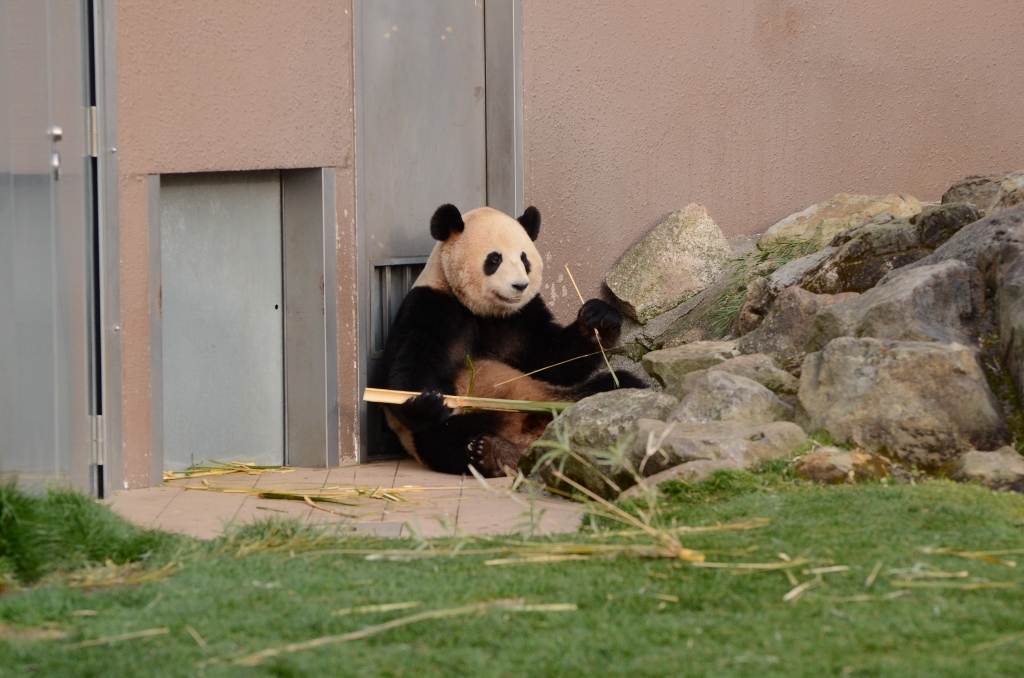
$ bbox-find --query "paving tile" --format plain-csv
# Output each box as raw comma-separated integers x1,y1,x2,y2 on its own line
230,495,313,528
104,486,180,527
153,487,249,539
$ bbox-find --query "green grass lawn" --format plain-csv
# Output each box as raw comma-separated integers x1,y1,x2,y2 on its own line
3,468,1024,677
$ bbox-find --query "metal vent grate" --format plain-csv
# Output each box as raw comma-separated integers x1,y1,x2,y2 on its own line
367,257,428,460
370,258,428,359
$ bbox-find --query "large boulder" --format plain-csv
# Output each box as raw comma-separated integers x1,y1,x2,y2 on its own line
795,447,890,484
941,173,1014,217
640,341,740,397
801,203,980,295
737,287,857,372
806,260,983,352
519,389,678,499
877,203,1024,285
988,171,1024,218
675,354,799,399
668,371,793,425
757,193,922,251
797,338,1008,469
950,447,1024,492
629,419,807,480
606,204,731,323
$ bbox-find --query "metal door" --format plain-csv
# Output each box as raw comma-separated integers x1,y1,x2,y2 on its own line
159,172,285,471
356,0,489,459
0,0,94,491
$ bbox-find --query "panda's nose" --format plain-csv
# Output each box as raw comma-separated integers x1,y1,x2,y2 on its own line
512,281,528,292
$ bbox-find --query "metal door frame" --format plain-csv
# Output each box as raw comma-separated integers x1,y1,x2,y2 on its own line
92,0,123,495
353,0,524,462
147,169,340,484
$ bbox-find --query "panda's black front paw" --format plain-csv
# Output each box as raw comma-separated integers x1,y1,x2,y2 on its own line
578,299,623,344
399,390,452,432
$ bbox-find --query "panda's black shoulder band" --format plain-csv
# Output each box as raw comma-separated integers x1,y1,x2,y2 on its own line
518,206,541,241
430,204,465,241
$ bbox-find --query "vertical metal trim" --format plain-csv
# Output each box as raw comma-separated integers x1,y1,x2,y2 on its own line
94,0,122,492
353,0,368,463
484,0,524,216
321,168,340,466
147,174,162,485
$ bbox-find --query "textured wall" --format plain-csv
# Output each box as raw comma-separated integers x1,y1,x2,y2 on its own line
116,0,358,487
521,0,1024,319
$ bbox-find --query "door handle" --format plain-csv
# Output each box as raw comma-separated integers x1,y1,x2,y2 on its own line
51,151,60,180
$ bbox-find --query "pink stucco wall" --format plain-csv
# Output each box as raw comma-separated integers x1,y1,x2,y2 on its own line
521,0,1024,319
116,0,358,487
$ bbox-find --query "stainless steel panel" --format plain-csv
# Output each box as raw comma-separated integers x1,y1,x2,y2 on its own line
358,0,487,259
355,0,489,461
484,0,524,217
0,0,92,491
282,169,334,468
159,172,284,471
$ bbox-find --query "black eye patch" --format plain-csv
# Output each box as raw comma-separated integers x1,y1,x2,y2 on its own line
483,252,502,276
520,252,531,274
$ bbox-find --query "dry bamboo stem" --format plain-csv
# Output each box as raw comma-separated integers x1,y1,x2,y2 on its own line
362,387,572,414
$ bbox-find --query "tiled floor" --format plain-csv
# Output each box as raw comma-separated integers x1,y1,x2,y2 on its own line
105,459,583,540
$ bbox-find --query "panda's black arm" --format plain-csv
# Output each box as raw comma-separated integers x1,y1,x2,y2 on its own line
376,287,467,411
510,296,609,385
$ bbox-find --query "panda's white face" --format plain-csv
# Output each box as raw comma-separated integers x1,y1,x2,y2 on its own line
417,206,544,317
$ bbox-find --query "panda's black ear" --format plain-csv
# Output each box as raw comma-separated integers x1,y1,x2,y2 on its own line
430,204,465,241
517,206,541,241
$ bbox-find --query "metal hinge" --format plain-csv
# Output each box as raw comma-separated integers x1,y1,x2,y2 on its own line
90,414,105,466
87,106,98,158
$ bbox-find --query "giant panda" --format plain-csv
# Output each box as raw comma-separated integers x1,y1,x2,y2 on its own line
370,203,646,477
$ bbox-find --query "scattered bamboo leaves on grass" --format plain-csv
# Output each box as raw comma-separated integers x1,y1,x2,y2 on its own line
64,559,180,589
864,560,884,588
222,600,577,667
889,581,1016,590
332,601,422,616
974,630,1024,652
66,627,170,650
918,546,1019,567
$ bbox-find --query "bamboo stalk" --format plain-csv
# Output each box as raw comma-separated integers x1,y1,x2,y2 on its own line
362,387,572,414
564,265,619,388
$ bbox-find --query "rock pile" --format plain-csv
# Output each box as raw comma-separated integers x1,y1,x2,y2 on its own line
521,174,1024,497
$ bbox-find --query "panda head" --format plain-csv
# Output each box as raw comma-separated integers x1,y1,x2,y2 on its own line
428,204,544,317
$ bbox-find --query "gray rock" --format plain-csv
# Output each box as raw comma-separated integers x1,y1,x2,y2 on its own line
801,203,980,295
606,204,731,323
877,203,1024,286
768,246,838,291
738,287,858,373
942,173,1013,216
669,371,793,425
806,260,983,352
606,354,661,390
641,341,740,396
988,171,1024,218
950,447,1024,492
757,193,922,251
990,217,1024,398
794,447,890,484
797,338,1008,469
676,354,799,399
519,389,678,499
629,419,807,479
731,276,773,336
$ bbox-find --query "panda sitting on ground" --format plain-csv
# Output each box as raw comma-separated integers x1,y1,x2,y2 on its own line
371,203,646,477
